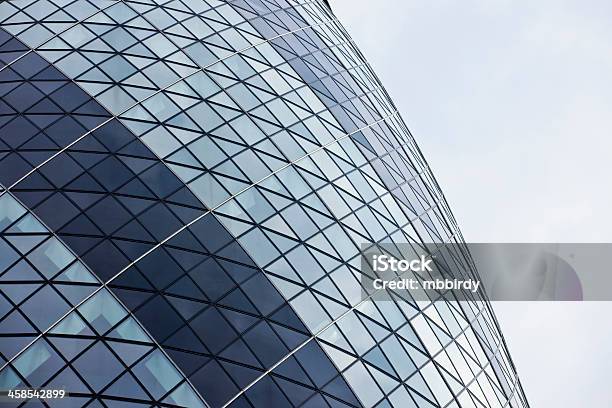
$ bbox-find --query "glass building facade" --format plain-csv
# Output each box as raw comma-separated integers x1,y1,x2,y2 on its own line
0,0,529,407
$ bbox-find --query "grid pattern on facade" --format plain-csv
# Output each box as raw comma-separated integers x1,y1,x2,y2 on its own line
0,190,208,407
0,1,529,408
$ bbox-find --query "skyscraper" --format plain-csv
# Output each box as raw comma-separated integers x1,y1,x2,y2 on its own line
0,0,529,407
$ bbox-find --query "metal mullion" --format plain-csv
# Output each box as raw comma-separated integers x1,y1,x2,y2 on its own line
220,230,460,407
0,19,341,203
0,110,397,377
0,0,122,73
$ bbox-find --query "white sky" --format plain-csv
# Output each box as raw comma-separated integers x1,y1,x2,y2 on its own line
331,0,612,406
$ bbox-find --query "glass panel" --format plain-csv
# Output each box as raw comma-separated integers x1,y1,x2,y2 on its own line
78,290,127,334
133,350,181,399
28,238,75,279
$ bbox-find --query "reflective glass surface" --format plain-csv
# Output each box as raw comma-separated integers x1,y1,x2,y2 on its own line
0,1,528,407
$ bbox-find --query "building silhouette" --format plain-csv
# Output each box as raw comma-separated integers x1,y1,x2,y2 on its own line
0,0,529,407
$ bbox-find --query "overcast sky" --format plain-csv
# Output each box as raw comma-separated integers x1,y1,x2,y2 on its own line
332,0,612,406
